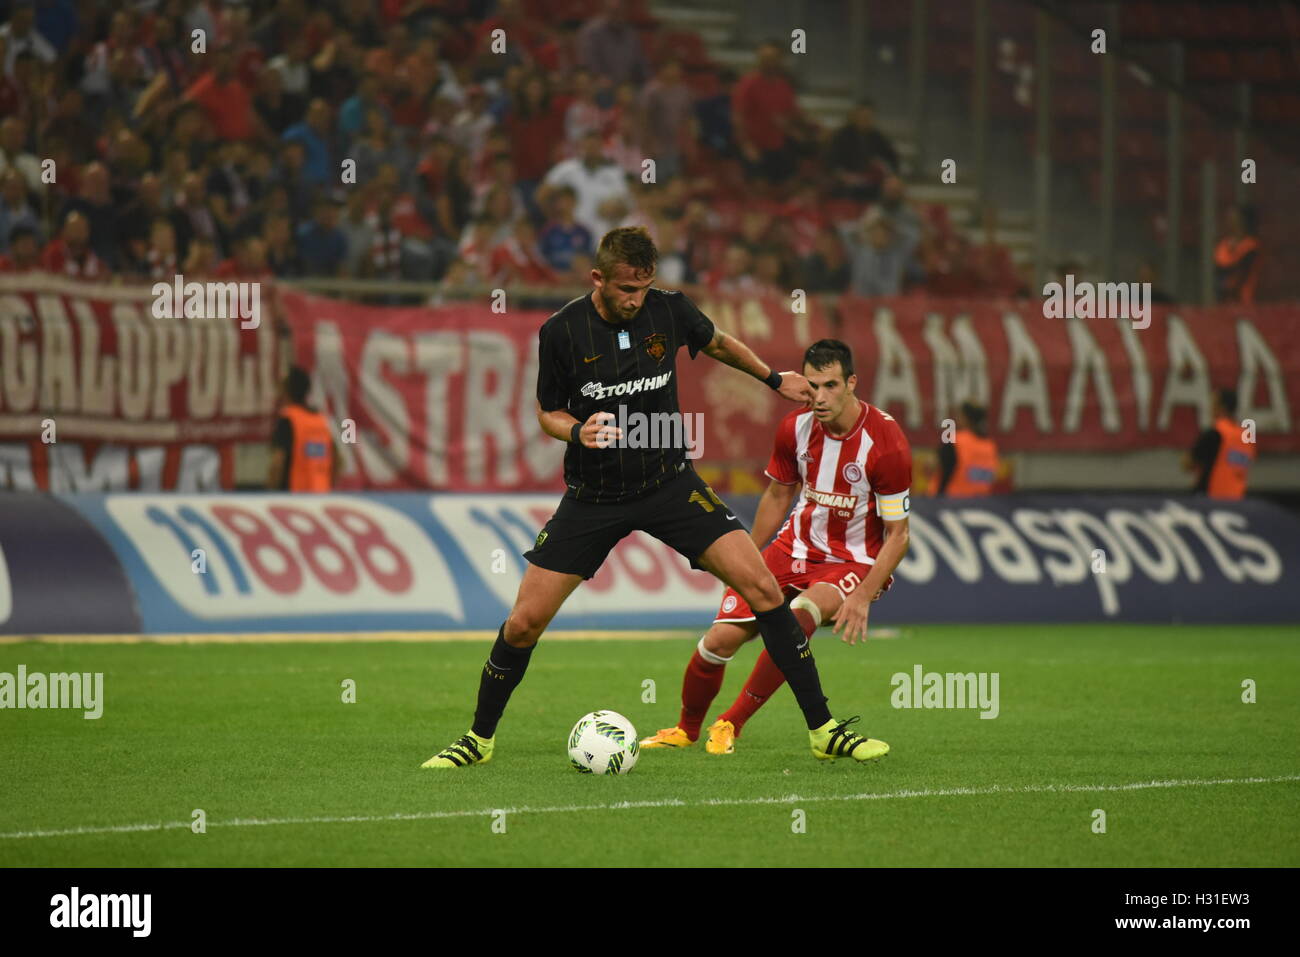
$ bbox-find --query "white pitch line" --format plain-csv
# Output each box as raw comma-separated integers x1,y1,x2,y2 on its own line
0,630,691,645
1,774,1297,842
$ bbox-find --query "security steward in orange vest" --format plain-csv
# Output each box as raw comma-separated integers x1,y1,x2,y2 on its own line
1184,387,1254,500
936,401,1002,497
1214,206,1261,305
268,366,338,491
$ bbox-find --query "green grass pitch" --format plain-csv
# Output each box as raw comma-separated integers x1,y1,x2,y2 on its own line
1,624,1297,867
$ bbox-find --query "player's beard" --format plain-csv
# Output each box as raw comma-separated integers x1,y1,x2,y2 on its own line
599,286,639,323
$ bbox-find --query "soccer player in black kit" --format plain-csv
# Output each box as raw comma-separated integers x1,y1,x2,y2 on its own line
423,227,887,768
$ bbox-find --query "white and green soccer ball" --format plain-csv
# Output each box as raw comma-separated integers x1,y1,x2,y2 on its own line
567,710,639,775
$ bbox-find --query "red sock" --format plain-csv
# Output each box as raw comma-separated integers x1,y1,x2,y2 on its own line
720,606,817,736
679,649,726,741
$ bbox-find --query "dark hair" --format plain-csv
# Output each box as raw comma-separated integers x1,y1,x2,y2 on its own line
1217,387,1238,415
803,339,854,379
7,224,37,244
595,226,658,278
961,400,989,437
285,366,312,404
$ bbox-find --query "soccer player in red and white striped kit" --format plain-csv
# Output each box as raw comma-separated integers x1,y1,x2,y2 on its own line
642,338,913,755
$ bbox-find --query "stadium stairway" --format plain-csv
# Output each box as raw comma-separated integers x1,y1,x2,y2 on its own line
649,1,1037,269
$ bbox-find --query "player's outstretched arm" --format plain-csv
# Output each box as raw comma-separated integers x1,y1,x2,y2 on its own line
831,516,910,645
751,478,801,548
700,328,813,404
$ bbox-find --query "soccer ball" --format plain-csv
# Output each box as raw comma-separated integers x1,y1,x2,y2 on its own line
567,710,639,775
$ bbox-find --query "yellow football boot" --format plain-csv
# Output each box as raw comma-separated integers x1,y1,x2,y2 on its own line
639,727,694,749
705,719,736,755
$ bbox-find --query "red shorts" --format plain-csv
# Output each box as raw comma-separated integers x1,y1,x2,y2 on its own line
713,544,891,623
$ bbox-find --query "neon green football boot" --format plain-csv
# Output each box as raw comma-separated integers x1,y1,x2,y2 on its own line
421,730,494,769
809,716,889,762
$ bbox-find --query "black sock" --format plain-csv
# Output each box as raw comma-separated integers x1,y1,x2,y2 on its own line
471,625,535,739
753,605,832,730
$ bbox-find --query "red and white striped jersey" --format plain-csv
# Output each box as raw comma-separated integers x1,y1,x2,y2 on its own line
766,401,912,564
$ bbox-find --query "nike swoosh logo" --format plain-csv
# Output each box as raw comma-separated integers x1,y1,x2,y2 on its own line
725,514,736,520
583,354,603,363
488,658,510,671
796,639,809,652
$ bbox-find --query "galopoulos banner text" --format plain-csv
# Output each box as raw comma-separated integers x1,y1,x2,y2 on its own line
0,276,280,490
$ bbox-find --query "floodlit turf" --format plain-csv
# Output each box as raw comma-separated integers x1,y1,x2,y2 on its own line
1,625,1297,867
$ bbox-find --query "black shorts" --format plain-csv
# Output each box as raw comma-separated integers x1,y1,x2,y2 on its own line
523,466,747,580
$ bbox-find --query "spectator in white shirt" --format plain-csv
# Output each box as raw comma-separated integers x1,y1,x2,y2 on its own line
1,3,57,77
267,34,312,119
0,116,43,194
536,129,631,240
447,85,495,161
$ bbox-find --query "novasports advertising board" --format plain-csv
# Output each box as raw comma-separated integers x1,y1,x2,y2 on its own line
885,495,1300,622
278,288,1298,492
49,492,1300,634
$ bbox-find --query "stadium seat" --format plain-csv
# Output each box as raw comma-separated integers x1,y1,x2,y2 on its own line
650,30,711,69
1234,48,1287,85
932,1,973,36
1120,3,1166,41
1189,51,1236,82
625,0,657,28
929,39,973,76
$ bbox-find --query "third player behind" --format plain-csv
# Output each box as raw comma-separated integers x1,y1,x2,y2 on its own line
641,339,912,755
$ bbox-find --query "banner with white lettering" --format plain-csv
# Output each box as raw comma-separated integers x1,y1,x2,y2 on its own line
278,288,828,491
280,290,1296,491
837,297,1298,452
0,276,279,490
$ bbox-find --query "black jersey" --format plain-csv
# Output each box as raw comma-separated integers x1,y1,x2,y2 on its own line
536,287,716,503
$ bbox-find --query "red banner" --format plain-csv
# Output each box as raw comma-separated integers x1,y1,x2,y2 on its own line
279,288,1298,491
279,288,828,491
835,297,1299,453
0,275,280,490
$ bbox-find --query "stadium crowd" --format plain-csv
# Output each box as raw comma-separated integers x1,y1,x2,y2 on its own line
0,0,1253,303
